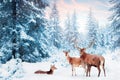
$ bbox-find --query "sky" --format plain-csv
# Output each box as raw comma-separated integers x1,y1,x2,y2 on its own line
46,0,112,33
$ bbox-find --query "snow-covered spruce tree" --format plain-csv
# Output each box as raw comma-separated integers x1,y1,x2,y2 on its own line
87,8,98,49
0,0,50,63
0,1,24,79
95,27,110,54
0,0,18,63
17,0,50,62
109,0,120,49
64,11,80,50
63,13,71,50
71,11,80,46
49,0,62,49
102,26,114,50
97,28,105,47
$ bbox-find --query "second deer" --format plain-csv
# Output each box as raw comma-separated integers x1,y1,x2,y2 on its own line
63,51,86,76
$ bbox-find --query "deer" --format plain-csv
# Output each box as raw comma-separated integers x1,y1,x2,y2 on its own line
34,65,57,75
95,54,106,76
75,41,106,77
63,51,86,76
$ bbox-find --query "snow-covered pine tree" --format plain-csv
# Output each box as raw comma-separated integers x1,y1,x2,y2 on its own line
0,0,50,63
0,0,16,63
96,27,109,54
17,0,50,62
97,28,105,48
87,8,98,49
71,10,80,44
64,13,72,50
64,11,80,50
49,0,62,49
109,0,120,49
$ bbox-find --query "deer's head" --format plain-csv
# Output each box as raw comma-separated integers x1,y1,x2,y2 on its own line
63,50,70,56
80,48,86,55
51,65,57,70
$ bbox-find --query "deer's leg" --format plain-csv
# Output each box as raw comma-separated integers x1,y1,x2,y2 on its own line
83,63,87,74
102,63,106,77
84,67,87,76
86,69,88,77
88,66,91,77
72,66,74,76
85,65,87,74
86,64,89,77
87,65,91,77
97,66,101,77
74,68,77,76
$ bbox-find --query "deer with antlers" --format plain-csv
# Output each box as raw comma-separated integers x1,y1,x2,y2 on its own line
75,41,106,77
63,51,86,76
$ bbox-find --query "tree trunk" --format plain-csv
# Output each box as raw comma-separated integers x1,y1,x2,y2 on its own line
12,0,19,58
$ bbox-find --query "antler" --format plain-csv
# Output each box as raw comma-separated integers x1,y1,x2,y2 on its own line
86,39,95,49
74,44,81,50
73,38,81,50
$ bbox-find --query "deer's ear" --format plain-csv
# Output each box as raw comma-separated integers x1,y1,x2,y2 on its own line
63,51,65,52
63,51,66,54
69,50,70,52
78,47,81,51
83,48,86,51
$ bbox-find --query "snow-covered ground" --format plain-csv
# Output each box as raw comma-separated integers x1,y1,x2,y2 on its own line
0,50,120,80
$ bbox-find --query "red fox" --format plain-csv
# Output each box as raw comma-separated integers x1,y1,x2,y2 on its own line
34,65,57,75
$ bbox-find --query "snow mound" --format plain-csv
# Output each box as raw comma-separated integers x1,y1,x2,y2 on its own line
0,58,24,80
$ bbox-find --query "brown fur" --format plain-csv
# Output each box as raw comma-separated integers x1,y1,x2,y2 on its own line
34,65,57,75
79,48,106,77
63,51,86,76
96,55,106,76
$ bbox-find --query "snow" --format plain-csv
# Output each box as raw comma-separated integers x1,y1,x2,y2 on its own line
20,30,35,41
0,50,120,80
0,59,24,80
0,52,3,56
33,48,39,56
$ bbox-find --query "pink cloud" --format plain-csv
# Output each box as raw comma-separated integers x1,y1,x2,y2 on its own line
57,0,89,15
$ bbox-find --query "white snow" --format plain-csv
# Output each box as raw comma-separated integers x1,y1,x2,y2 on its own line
0,52,3,57
33,48,39,56
20,30,35,41
0,50,120,80
0,59,24,80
